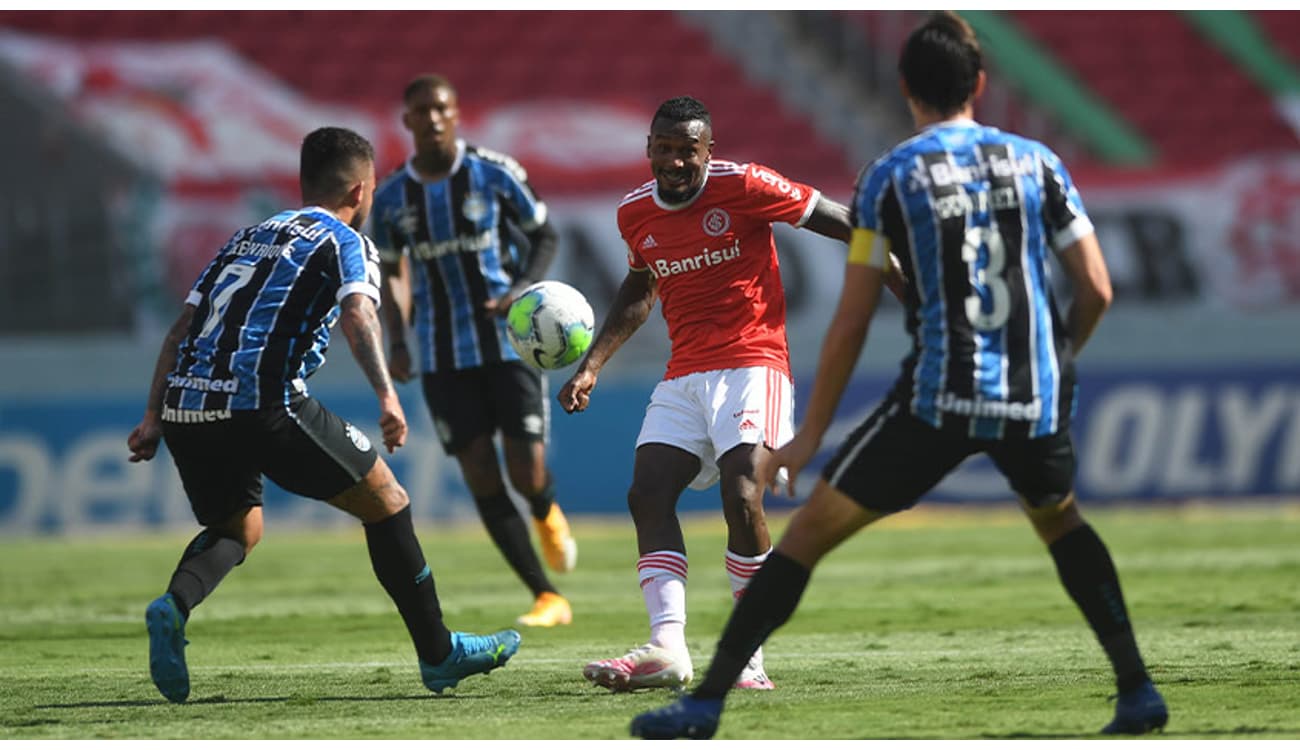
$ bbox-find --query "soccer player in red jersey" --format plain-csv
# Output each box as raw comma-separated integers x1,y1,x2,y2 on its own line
559,96,855,692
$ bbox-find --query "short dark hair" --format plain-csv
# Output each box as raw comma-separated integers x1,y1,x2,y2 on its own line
899,11,983,117
299,127,374,203
652,96,711,128
404,73,456,103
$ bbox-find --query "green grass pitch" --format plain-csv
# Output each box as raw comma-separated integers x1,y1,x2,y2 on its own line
2,503,1298,739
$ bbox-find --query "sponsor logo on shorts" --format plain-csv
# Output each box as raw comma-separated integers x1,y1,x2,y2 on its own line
345,424,372,452
434,418,453,444
733,409,759,418
738,418,759,432
161,406,233,424
522,414,544,436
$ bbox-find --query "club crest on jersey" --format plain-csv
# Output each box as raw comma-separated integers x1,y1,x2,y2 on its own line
462,192,489,223
345,423,372,452
702,208,731,237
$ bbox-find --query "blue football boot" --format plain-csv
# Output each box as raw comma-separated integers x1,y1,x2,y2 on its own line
145,593,190,703
420,629,521,693
630,695,723,739
1102,680,1169,734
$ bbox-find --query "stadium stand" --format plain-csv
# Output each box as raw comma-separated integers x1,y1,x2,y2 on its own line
0,10,856,192
1010,10,1297,165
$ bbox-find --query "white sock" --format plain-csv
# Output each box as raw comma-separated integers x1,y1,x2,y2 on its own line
638,550,688,653
726,547,772,669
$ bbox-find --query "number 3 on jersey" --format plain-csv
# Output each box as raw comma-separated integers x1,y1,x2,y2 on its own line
961,226,1010,331
198,263,257,339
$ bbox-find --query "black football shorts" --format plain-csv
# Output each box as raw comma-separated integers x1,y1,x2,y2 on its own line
162,394,378,526
821,394,1077,513
420,361,547,454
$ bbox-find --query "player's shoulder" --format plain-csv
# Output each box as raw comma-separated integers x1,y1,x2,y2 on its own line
617,179,658,221
374,163,412,205
465,142,530,183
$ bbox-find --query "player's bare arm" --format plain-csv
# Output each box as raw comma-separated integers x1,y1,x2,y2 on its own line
761,263,885,496
1057,232,1113,355
378,256,414,383
558,268,657,413
802,195,853,242
127,304,195,463
485,220,559,316
804,196,908,300
341,292,408,452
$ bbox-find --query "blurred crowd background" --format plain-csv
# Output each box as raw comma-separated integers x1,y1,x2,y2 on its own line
1,10,1297,534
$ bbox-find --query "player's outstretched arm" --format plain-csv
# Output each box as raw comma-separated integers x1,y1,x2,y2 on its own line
801,195,853,243
340,292,407,452
128,304,195,463
558,268,656,413
1057,232,1113,356
761,263,884,496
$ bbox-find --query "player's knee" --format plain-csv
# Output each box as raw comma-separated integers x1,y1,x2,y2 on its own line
472,490,517,522
626,484,673,526
720,485,764,527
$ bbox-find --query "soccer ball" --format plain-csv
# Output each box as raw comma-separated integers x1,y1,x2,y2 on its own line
506,281,595,370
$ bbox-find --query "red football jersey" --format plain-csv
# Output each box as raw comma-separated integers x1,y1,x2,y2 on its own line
619,159,819,380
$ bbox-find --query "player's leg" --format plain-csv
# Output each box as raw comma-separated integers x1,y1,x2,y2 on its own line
583,441,700,691
423,369,560,613
266,395,519,694
633,399,970,738
147,415,264,703
496,361,576,624
988,432,1167,734
709,366,793,688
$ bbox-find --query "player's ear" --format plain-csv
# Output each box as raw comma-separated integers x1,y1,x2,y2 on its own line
345,179,365,209
972,70,987,102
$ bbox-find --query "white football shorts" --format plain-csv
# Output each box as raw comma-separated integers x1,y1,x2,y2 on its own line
636,365,794,490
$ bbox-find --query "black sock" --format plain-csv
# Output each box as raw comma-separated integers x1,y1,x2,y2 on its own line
694,551,811,700
1049,524,1150,692
475,491,555,597
166,531,246,619
524,481,556,522
364,506,453,665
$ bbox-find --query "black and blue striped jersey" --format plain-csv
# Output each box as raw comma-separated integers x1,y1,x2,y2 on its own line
165,206,381,411
853,119,1094,439
370,139,548,373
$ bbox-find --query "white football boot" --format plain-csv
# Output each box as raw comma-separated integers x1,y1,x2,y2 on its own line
583,643,694,692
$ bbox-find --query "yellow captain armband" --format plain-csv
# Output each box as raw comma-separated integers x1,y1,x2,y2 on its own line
848,228,889,269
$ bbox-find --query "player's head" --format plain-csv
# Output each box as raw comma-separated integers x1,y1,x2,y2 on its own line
647,96,714,204
403,73,459,158
300,126,376,231
898,11,986,121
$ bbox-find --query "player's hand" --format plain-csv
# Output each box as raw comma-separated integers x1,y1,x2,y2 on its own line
759,431,820,497
558,367,597,413
389,345,414,384
377,391,408,453
128,417,163,463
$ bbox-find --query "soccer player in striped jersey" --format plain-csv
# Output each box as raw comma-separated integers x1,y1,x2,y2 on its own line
370,74,575,629
559,96,858,693
633,12,1167,738
128,127,519,704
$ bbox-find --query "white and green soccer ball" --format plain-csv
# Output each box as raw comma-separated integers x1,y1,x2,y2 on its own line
506,281,595,370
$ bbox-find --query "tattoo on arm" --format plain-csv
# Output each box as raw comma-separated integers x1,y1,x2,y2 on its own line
583,271,656,371
341,294,397,397
145,306,195,416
